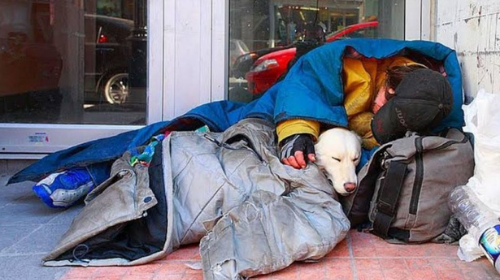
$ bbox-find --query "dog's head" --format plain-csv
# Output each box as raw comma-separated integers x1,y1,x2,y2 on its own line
314,128,362,196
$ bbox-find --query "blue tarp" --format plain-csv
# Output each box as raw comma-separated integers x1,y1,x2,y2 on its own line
8,38,464,185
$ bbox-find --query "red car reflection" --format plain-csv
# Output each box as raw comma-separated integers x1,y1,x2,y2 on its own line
245,21,379,95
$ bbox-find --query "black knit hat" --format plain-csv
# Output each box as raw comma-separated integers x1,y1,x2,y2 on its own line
371,69,453,144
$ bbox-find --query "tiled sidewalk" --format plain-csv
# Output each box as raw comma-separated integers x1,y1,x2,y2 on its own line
61,230,500,280
1,169,499,280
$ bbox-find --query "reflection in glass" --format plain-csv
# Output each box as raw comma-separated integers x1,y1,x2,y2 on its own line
0,0,146,125
84,14,133,105
228,0,404,102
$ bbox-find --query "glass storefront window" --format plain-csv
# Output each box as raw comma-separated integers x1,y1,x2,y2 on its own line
0,0,147,125
228,0,405,102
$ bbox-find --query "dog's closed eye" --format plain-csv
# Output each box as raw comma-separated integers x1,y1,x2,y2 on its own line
332,156,359,162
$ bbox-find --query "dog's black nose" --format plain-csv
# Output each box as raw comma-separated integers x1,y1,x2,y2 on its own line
344,182,357,193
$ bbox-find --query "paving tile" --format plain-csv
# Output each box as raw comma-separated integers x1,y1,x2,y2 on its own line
373,244,410,258
183,267,203,276
121,272,155,280
155,261,191,276
2,223,72,254
434,268,465,280
324,258,351,270
357,269,385,280
0,200,60,226
424,243,459,257
324,258,354,280
0,254,70,280
152,274,184,280
454,258,488,270
0,178,33,201
405,258,432,270
11,190,44,204
368,237,391,248
181,274,204,280
93,276,123,280
91,266,130,278
295,261,325,279
354,258,381,271
254,264,299,279
0,225,35,253
456,258,500,280
429,258,460,270
409,268,439,280
352,246,379,258
123,263,163,274
382,267,411,280
164,245,201,261
324,238,349,258
61,267,99,279
325,271,354,280
349,230,374,245
379,258,408,270
399,244,429,257
1,181,48,207
46,204,83,225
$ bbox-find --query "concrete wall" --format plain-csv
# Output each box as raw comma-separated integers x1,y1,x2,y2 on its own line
434,0,500,101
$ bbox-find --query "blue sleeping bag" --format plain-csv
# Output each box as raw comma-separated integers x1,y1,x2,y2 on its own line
8,38,464,185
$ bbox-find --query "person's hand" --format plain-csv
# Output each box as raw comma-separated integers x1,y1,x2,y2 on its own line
279,134,316,169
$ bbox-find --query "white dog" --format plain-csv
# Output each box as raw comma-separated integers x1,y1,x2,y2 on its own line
314,128,362,196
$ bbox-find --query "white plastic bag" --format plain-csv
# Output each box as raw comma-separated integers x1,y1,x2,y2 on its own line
459,89,500,262
462,89,500,215
457,233,484,262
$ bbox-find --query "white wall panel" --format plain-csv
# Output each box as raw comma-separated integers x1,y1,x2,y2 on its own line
162,0,227,120
148,0,165,122
405,0,422,40
421,0,431,40
211,0,228,102
435,0,500,99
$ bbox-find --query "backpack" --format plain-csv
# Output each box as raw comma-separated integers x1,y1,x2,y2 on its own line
340,128,474,243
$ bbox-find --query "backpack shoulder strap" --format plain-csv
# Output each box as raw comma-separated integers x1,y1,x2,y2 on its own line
372,161,407,238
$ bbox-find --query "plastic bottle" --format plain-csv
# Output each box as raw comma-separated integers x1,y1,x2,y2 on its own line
448,185,500,273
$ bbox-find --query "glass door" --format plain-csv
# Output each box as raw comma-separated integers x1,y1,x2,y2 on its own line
0,0,162,156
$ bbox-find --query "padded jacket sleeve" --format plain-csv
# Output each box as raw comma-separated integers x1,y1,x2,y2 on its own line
200,181,350,280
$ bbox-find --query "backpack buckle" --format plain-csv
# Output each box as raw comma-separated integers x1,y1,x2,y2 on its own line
377,200,394,216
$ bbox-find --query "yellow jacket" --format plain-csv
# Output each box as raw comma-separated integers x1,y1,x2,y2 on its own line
276,56,418,149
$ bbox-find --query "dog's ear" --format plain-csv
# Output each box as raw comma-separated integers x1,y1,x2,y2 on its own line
354,133,362,145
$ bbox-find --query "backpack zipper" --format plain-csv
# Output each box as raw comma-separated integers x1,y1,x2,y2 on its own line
409,137,424,215
433,134,468,150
